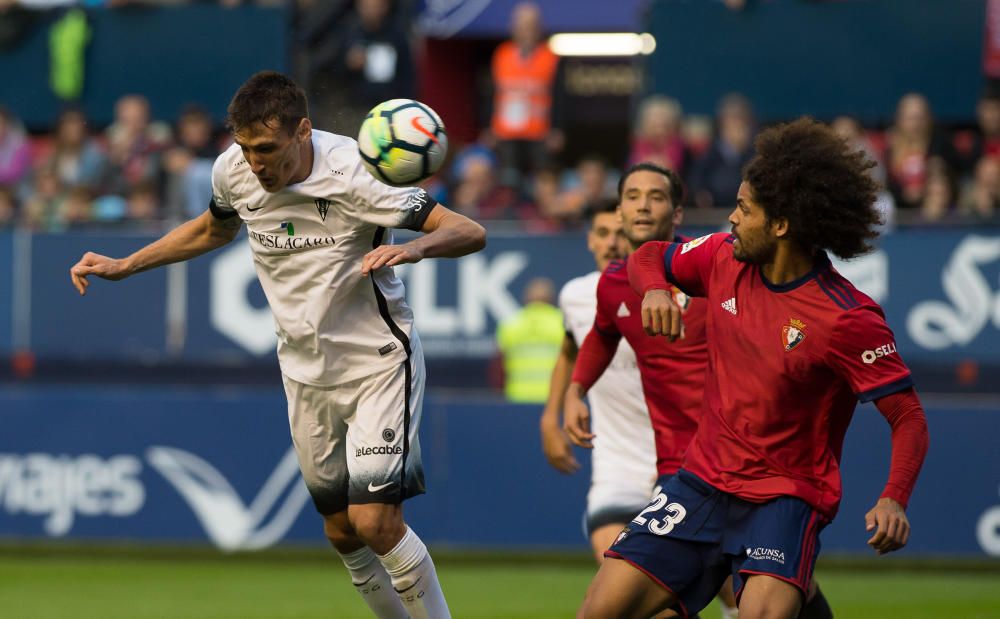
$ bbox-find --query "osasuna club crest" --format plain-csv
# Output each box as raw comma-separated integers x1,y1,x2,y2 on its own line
314,198,331,221
782,318,807,352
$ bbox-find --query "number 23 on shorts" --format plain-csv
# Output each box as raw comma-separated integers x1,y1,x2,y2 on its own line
632,492,688,535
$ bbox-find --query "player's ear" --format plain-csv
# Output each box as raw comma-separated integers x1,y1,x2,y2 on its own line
672,203,684,227
296,117,312,143
771,216,790,239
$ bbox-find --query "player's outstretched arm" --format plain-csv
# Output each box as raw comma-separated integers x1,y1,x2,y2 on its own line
540,335,581,474
361,204,486,276
70,210,242,295
864,387,929,555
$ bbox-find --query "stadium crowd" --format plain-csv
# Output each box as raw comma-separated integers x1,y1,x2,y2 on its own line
4,87,998,232
1,0,999,232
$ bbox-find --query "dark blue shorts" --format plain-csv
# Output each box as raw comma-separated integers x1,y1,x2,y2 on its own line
605,470,827,618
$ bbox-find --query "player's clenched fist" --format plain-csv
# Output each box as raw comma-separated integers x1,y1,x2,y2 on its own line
70,252,131,296
640,289,683,340
864,497,911,555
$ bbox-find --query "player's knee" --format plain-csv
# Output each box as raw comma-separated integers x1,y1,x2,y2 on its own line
322,513,360,551
578,595,619,619
578,580,627,619
349,507,406,553
738,599,800,619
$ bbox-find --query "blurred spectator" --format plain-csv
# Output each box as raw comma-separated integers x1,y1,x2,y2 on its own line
919,160,957,222
689,93,756,208
832,115,896,230
496,276,564,403
831,115,887,184
628,96,688,176
0,187,16,229
310,0,414,133
681,115,714,160
528,166,567,224
884,93,954,209
104,94,170,197
163,105,219,219
559,155,616,226
63,186,93,229
974,91,1000,160
960,156,1000,221
450,146,517,220
22,168,66,231
488,2,562,189
125,180,160,225
0,106,32,189
41,107,108,194
954,91,1000,175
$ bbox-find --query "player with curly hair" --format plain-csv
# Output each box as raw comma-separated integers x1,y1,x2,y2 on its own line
577,118,929,619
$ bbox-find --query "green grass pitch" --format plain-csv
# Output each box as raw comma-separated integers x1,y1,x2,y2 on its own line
0,551,998,618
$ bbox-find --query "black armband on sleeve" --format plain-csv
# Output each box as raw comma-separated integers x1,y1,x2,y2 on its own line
401,191,438,231
209,197,239,220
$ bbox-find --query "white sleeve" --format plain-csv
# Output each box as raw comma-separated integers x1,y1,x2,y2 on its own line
209,155,239,219
344,154,436,231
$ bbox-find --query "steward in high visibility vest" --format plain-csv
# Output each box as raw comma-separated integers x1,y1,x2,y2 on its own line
496,277,564,403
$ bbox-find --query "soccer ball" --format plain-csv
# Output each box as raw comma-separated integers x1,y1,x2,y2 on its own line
358,99,448,186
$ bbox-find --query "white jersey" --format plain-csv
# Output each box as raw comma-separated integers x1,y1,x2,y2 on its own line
559,273,657,499
211,130,433,387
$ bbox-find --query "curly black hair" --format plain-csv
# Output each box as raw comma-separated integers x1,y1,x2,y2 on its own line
743,117,881,260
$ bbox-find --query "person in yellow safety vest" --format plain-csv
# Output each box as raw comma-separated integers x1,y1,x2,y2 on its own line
497,277,565,403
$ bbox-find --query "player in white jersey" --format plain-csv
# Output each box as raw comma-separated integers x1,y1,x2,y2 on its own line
69,71,485,619
539,203,657,563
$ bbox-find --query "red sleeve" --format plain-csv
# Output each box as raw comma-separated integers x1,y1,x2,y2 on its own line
627,233,730,299
570,275,622,391
570,326,621,392
826,306,913,401
873,388,929,508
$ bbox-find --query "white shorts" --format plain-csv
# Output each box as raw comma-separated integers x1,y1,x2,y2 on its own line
584,450,657,536
282,342,426,515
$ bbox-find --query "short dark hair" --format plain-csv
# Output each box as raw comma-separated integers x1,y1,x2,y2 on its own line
585,199,618,225
226,71,308,135
617,162,685,208
743,117,881,260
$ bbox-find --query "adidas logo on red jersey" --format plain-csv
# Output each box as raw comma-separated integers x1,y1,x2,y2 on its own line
721,297,737,315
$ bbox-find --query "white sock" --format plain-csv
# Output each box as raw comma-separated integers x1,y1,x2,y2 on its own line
721,602,739,619
339,546,408,619
378,526,451,619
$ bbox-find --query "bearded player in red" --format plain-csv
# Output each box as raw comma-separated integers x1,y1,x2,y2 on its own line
567,162,832,619
579,119,929,618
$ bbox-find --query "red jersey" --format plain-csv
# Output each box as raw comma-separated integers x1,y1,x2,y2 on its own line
629,233,914,520
575,251,708,476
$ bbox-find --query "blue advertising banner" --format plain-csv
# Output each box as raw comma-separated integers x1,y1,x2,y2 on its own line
0,387,997,557
7,229,1000,366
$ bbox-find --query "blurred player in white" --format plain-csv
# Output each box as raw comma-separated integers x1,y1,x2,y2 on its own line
69,71,485,619
539,202,657,563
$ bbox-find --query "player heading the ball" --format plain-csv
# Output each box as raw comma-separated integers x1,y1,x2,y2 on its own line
70,70,485,619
